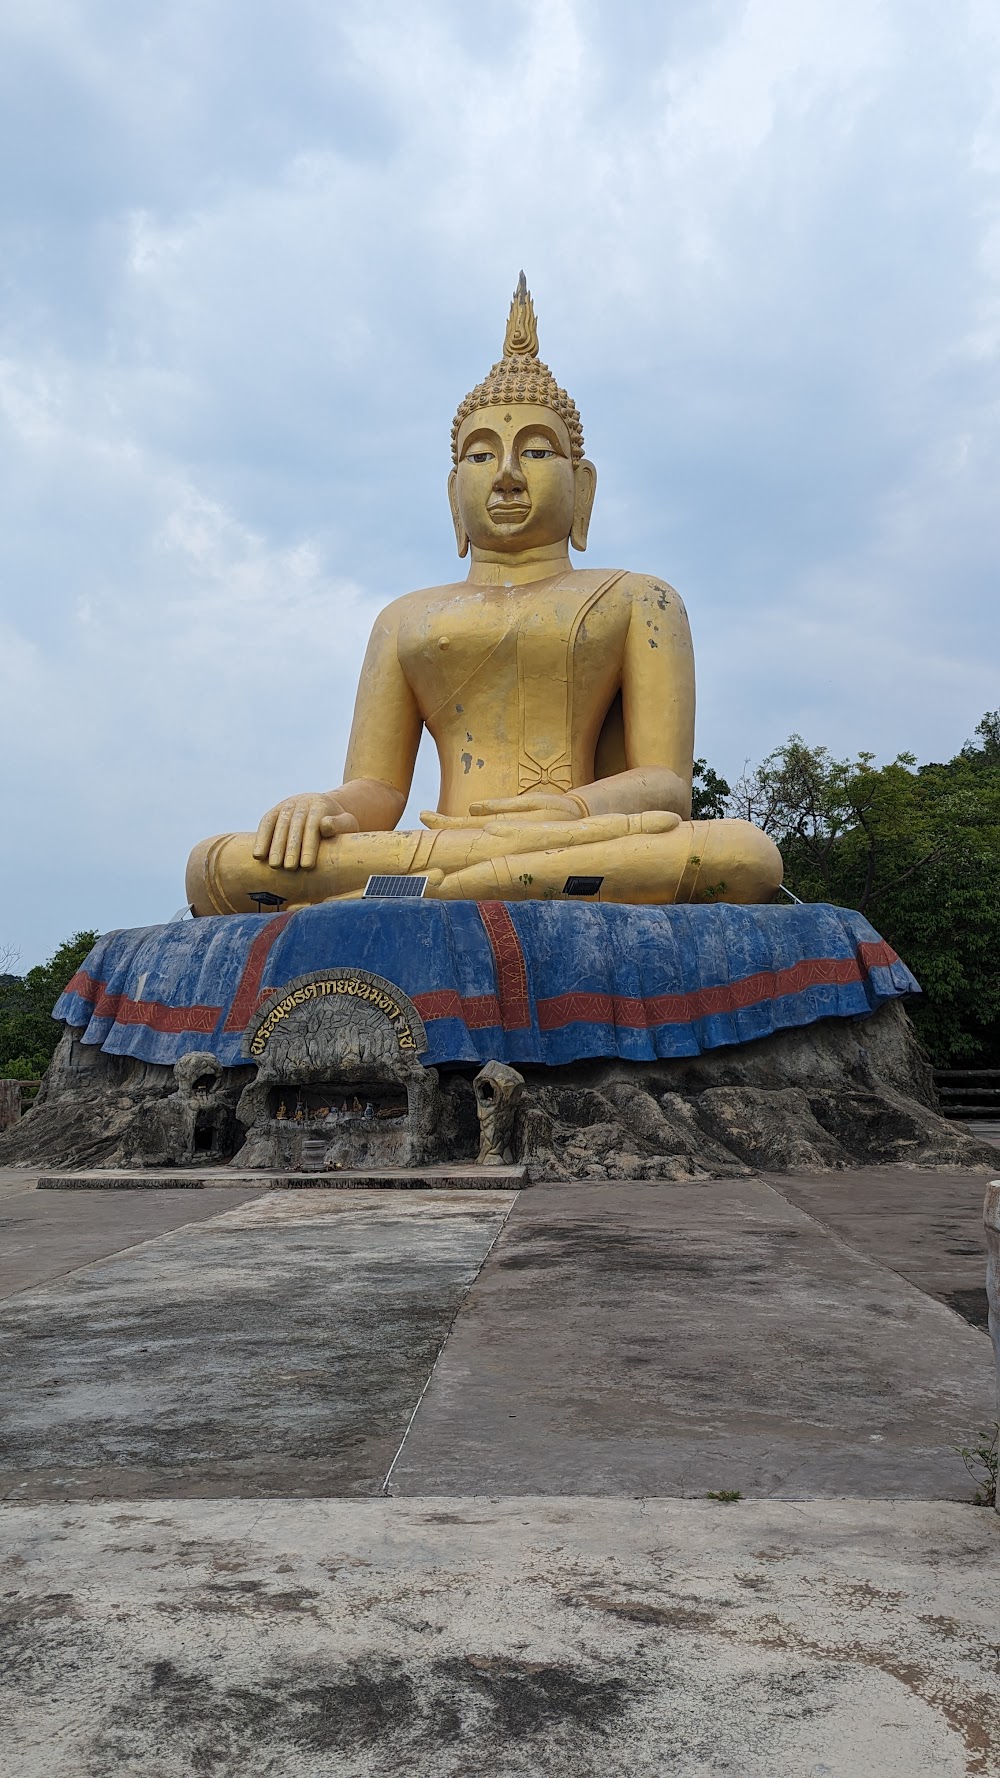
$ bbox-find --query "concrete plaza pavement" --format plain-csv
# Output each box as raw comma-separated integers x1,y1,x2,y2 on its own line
0,1161,998,1775
3,1495,998,1778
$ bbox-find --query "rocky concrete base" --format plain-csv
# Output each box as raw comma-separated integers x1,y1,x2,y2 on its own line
3,1001,997,1177
516,1001,1000,1178
0,1039,255,1170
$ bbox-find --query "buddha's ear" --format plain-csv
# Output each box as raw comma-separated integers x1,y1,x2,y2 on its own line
448,469,469,558
570,459,597,552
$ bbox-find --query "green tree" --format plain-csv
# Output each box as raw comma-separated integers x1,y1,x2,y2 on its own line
730,716,1000,1067
962,709,1000,768
0,931,99,1078
691,757,731,819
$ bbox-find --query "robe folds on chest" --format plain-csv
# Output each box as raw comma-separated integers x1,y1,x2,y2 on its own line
395,569,630,813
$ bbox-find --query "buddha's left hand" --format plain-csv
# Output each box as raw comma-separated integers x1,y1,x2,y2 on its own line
421,793,583,829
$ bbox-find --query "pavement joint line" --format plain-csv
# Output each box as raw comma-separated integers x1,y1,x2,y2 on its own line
761,1172,992,1331
1,1184,505,1304
0,1190,268,1303
0,1174,44,1200
380,1191,519,1497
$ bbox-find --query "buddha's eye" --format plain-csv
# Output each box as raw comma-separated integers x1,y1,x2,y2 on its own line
522,448,555,460
466,451,494,464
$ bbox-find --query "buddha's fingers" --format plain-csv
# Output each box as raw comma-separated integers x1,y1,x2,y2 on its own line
284,807,311,870
480,814,627,847
268,806,294,870
252,811,278,862
477,809,579,824
470,796,579,820
297,820,324,871
420,811,481,829
302,812,356,871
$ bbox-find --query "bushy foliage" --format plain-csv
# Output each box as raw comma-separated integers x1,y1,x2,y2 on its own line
727,712,1000,1066
0,932,98,1078
691,757,731,820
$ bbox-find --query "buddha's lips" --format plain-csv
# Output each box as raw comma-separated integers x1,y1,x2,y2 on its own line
488,502,531,520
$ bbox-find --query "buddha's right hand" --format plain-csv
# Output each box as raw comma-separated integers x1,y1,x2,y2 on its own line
252,793,360,871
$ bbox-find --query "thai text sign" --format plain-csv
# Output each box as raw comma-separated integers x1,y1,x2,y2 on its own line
248,973,417,1058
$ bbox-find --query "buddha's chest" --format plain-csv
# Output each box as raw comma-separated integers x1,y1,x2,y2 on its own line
396,579,628,725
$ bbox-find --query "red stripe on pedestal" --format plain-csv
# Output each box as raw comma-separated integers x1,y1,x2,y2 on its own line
477,903,531,1030
411,989,503,1029
64,969,103,1006
65,972,220,1034
92,992,221,1034
536,946,901,1032
223,912,294,1031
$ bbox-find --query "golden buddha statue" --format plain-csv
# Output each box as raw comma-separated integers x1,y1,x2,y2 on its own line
187,277,781,913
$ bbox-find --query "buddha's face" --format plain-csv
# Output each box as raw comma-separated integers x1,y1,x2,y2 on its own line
450,403,595,556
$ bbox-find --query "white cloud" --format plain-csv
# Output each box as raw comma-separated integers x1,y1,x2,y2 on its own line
0,0,998,960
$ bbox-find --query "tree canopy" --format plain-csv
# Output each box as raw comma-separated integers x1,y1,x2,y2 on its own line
0,932,98,1078
691,757,731,820
728,712,1000,1066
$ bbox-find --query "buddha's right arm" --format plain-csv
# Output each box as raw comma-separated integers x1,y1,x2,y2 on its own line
252,603,423,870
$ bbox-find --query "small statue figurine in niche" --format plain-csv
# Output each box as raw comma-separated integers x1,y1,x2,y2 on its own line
276,1100,288,1121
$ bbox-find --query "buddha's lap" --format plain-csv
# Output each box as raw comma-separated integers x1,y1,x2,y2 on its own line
186,817,781,913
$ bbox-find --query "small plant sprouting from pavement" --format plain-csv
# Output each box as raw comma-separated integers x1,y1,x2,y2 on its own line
955,1424,998,1507
706,1490,743,1503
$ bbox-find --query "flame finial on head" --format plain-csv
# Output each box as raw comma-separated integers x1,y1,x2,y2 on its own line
504,271,539,358
451,274,585,464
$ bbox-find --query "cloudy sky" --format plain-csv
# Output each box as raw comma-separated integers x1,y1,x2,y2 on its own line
2,0,999,966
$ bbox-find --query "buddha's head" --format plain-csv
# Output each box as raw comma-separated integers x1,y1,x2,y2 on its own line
448,275,597,559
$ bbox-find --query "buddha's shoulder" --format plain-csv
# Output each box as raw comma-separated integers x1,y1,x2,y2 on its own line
372,572,687,620
373,582,471,625
616,568,685,600
590,569,687,611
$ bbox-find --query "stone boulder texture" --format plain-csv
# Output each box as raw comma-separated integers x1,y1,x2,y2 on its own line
2,999,997,1179
504,1002,998,1180
0,1035,255,1171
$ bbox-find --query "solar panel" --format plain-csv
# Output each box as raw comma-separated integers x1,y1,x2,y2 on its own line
363,875,428,899
563,875,604,897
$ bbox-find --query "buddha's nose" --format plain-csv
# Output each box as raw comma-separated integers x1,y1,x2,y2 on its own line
493,447,527,494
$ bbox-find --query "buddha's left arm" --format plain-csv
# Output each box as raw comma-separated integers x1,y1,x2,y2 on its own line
572,576,695,820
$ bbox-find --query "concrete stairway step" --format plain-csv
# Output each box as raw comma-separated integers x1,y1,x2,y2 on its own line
35,1166,527,1191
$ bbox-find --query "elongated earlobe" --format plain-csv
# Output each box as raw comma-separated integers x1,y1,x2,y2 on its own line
570,459,597,552
448,470,469,558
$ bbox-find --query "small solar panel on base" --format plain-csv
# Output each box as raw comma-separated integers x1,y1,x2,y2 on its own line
363,875,428,899
563,876,604,897
248,890,287,912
